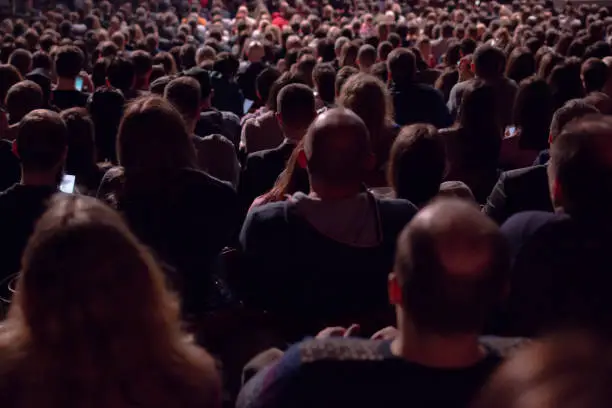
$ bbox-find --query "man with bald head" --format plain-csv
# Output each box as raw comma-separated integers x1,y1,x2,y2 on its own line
239,198,516,408
239,108,417,333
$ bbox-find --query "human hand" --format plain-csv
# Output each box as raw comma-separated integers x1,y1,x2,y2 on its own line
371,326,399,341
315,324,360,339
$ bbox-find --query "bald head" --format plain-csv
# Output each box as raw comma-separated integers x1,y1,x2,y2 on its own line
304,108,372,186
395,198,509,334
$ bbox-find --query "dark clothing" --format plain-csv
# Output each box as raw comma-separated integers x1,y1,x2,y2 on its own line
237,61,267,102
238,337,521,408
484,165,553,225
389,82,452,129
211,71,244,118
50,89,89,111
239,140,297,208
0,140,20,192
0,184,56,285
97,167,239,315
238,196,417,333
500,211,612,336
195,108,241,148
534,149,550,165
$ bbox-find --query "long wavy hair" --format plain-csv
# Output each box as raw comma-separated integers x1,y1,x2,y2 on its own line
0,195,220,408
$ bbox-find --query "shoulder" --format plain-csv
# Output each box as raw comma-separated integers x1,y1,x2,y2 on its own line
244,201,289,226
288,338,389,364
221,110,241,124
501,211,565,256
377,197,418,216
501,165,548,184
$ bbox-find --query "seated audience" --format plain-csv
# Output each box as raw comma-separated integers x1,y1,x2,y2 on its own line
239,108,417,333
240,83,316,209
0,195,221,408
4,80,43,136
239,198,513,408
387,48,452,128
97,96,238,315
0,109,67,287
51,46,89,110
165,76,240,187
501,115,612,336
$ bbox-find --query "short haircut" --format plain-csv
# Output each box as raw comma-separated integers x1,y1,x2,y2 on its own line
377,41,393,62
473,45,506,79
550,99,600,142
387,48,417,84
16,109,68,172
164,76,201,120
550,115,612,215
267,72,307,112
54,45,84,79
180,43,197,70
388,124,446,206
107,57,135,91
357,44,377,68
312,63,336,104
6,80,43,123
31,51,52,71
9,48,32,76
394,198,510,334
277,83,316,128
335,65,358,96
60,108,96,173
196,45,217,65
256,67,281,105
150,75,173,95
581,57,608,93
213,52,239,78
304,108,371,186
183,67,212,100
132,50,153,77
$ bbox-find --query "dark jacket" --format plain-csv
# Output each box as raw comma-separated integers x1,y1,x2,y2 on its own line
484,165,553,225
389,81,452,129
238,196,417,334
211,71,244,118
195,108,241,148
98,167,239,315
237,61,267,102
239,140,297,208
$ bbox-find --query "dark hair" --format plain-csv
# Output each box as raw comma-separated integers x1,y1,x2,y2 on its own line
370,61,388,83
31,51,52,72
183,67,212,100
8,48,32,77
180,43,197,70
377,41,393,62
548,60,585,111
6,80,43,123
107,57,135,92
460,37,477,56
267,72,307,112
395,198,509,334
132,50,153,78
505,47,536,84
91,57,110,89
357,44,377,68
54,45,84,79
581,57,608,94
295,55,317,88
387,48,417,84
277,83,316,128
164,76,201,120
60,107,97,182
255,67,281,106
513,77,554,151
316,38,335,63
472,45,506,79
550,115,612,215
550,99,599,142
153,52,177,75
335,65,358,96
0,64,23,108
213,52,239,78
312,63,336,105
388,124,445,206
16,109,67,172
88,87,125,163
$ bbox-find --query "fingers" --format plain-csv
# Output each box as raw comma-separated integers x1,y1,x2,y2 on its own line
344,324,360,337
371,326,399,341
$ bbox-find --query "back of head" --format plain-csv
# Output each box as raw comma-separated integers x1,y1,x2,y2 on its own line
277,83,316,133
581,57,608,94
388,124,445,206
312,63,336,104
549,114,612,216
54,45,84,79
550,99,600,142
335,65,358,96
255,67,281,106
16,109,67,173
59,108,95,176
474,332,612,408
394,198,509,335
89,87,125,163
513,76,554,151
164,76,201,121
6,80,43,123
303,108,372,187
387,48,417,85
357,44,376,71
118,96,196,174
183,67,213,101
107,56,135,92
267,71,307,112
131,50,153,78
0,64,23,106
473,45,506,80
9,194,219,406
9,48,32,77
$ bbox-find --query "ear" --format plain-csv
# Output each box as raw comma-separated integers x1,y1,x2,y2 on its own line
297,147,308,169
11,140,19,159
552,177,562,205
388,272,402,305
548,132,553,145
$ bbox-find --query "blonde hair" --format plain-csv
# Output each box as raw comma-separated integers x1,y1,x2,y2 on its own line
0,195,220,408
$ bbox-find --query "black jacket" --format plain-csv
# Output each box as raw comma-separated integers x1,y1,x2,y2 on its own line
484,165,553,225
389,82,452,129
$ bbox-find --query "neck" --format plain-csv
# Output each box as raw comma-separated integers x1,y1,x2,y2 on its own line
21,170,59,188
390,313,485,369
309,180,363,200
56,77,76,91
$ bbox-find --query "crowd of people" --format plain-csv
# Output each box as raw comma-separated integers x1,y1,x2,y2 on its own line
2,0,612,406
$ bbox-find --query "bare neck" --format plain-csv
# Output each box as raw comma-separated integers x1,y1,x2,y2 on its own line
391,312,485,369
56,77,76,91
